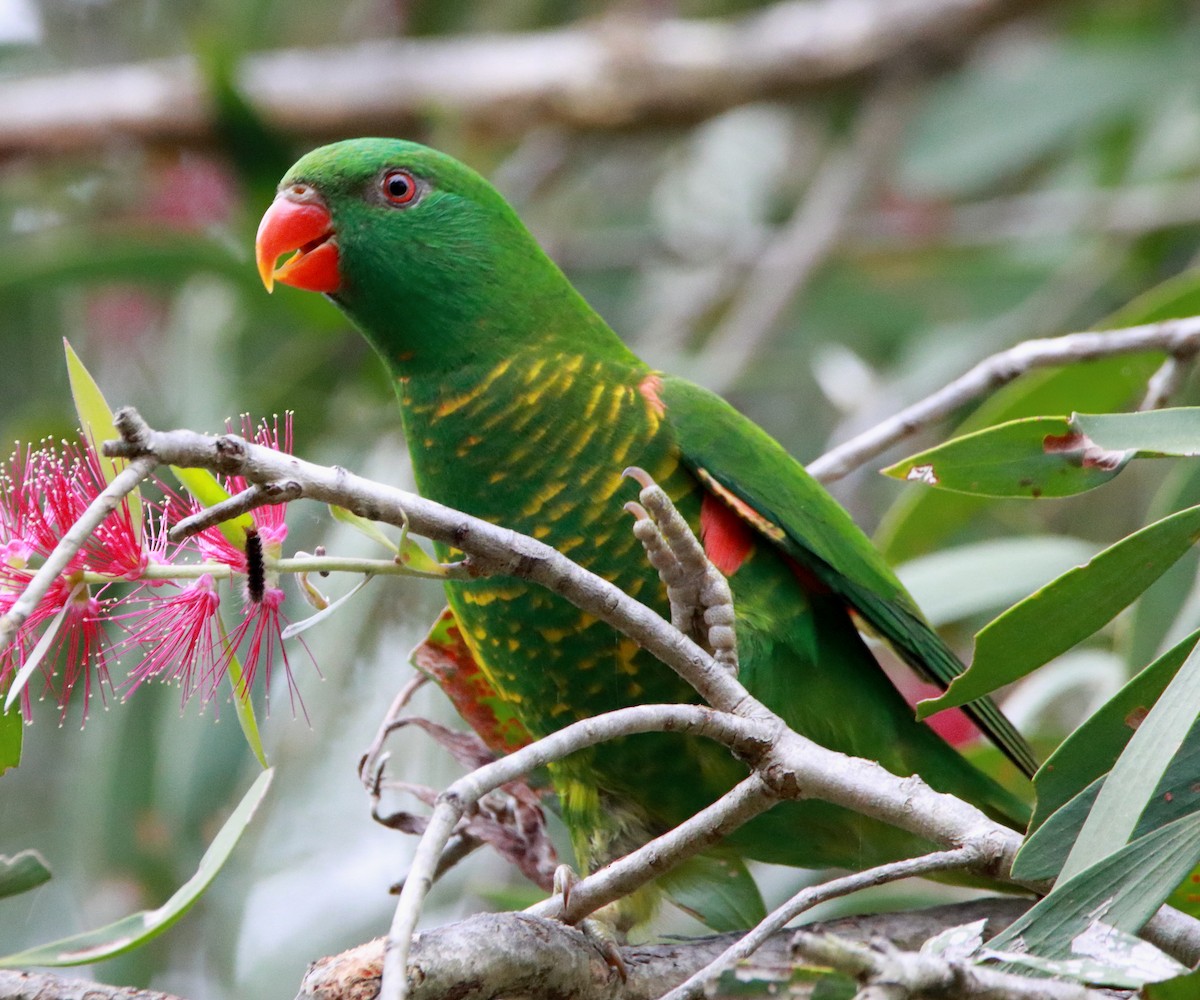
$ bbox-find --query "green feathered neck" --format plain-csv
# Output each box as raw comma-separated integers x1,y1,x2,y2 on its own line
283,138,640,381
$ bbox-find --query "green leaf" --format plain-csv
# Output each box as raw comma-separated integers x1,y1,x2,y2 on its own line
63,338,142,545
877,261,1200,563
170,465,254,550
1059,639,1200,883
882,416,1126,498
0,769,273,968
1013,778,1103,881
1074,409,1200,457
986,923,1185,988
218,628,267,769
896,536,1098,626
0,708,20,774
0,850,51,900
919,506,1200,717
1032,631,1200,829
1145,965,1200,999
988,810,1200,968
659,853,766,932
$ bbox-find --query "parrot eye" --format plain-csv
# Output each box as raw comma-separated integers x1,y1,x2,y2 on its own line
381,170,418,206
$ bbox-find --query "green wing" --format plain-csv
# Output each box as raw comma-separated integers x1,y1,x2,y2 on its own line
659,375,1039,778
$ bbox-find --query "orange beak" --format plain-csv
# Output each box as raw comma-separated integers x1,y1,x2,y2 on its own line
255,193,340,294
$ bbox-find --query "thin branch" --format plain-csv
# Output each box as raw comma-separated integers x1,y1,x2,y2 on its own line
380,704,763,999
0,454,156,662
807,314,1200,483
1139,347,1200,411
527,773,778,925
0,0,1038,152
660,846,979,1000
359,672,430,793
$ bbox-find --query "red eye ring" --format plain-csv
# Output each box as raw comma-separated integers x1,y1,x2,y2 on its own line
381,169,417,206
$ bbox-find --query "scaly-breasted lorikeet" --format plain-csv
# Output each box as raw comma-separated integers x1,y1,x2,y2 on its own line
255,138,1034,930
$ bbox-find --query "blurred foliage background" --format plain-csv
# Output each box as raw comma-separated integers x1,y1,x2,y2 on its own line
3,0,1200,997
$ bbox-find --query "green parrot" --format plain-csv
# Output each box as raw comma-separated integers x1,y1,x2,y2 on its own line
255,138,1035,930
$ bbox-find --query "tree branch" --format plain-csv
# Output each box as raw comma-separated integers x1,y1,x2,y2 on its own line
0,969,186,1000
807,314,1200,483
297,898,1034,1000
661,847,979,1000
95,409,1200,987
0,0,1041,152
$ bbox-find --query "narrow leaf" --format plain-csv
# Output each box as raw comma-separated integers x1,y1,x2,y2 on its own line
988,810,1200,965
328,504,398,554
1075,408,1200,457
0,769,273,967
0,850,51,900
1145,965,1200,998
659,854,766,932
0,709,20,774
882,415,1126,498
1059,639,1200,883
225,646,267,770
63,339,142,544
171,466,253,549
1012,777,1103,881
1031,631,1200,829
986,923,1185,988
919,505,1200,716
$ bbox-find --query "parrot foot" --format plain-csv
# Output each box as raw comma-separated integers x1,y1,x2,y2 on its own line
553,865,628,980
624,467,739,674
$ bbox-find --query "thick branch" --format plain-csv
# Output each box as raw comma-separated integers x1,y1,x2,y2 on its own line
297,898,1032,1000
0,969,186,1000
0,0,1038,151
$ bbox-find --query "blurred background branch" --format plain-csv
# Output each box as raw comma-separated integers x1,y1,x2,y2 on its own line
0,0,1039,152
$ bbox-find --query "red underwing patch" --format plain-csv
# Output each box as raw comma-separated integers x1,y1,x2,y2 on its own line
700,491,755,576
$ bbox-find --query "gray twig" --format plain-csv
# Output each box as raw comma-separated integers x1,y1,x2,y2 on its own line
808,314,1200,483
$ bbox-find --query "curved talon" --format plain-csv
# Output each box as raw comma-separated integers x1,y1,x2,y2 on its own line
580,917,629,982
622,465,655,490
553,863,579,911
623,501,649,520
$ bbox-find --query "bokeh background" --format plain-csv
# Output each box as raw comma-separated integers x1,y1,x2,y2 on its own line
3,1,1200,996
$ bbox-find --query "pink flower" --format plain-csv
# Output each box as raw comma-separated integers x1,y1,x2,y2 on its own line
116,574,223,702
220,584,313,718
0,444,125,720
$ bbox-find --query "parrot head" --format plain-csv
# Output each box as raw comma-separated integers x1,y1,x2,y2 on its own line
255,137,600,367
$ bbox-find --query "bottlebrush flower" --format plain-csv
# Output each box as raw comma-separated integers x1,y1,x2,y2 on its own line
116,574,223,702
1,412,316,722
0,443,124,720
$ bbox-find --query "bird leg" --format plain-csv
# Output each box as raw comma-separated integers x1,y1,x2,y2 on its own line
552,864,629,979
624,467,739,675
